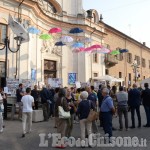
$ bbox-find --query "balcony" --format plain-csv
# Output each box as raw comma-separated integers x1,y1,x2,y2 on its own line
104,54,118,68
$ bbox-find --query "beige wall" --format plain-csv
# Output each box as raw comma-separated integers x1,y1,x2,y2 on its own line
105,26,150,87
0,0,105,86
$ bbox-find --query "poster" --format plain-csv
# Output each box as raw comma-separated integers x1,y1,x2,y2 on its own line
75,81,81,88
31,69,36,81
4,87,8,94
6,78,35,95
68,73,76,85
48,78,62,88
6,78,19,95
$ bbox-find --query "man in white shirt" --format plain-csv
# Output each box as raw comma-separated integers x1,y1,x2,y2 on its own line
21,88,34,137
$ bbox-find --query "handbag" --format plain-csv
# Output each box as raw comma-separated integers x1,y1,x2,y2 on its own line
87,101,98,122
58,98,71,119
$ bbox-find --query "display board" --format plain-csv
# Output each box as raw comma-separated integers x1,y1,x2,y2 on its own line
48,78,62,88
6,78,35,95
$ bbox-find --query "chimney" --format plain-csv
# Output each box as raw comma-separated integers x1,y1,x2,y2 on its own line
143,42,146,46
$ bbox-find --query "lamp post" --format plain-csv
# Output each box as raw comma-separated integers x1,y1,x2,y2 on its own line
131,59,139,83
0,36,23,86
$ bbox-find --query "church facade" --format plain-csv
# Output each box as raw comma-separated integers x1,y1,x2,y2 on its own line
0,0,150,88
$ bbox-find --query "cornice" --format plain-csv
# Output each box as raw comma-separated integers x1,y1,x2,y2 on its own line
1,0,106,38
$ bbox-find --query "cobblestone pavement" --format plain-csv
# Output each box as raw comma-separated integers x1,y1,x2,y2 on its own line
0,106,150,150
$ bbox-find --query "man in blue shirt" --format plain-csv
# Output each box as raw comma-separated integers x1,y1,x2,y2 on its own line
100,88,115,138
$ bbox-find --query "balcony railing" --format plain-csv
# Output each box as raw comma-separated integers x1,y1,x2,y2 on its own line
105,54,118,67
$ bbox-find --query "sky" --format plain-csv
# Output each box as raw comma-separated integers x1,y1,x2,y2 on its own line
83,0,150,47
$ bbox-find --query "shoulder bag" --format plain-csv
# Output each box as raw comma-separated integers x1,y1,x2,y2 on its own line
58,98,71,119
87,100,98,122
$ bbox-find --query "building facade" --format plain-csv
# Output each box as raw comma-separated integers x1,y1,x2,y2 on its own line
104,24,150,87
0,0,150,88
0,0,106,87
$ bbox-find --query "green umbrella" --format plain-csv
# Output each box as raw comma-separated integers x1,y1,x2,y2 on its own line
110,50,120,55
39,34,52,40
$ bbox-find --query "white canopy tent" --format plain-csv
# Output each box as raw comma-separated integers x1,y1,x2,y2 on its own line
98,75,124,82
93,75,124,85
140,78,150,89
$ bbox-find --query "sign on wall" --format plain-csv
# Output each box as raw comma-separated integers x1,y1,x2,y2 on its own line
68,73,76,85
31,69,36,81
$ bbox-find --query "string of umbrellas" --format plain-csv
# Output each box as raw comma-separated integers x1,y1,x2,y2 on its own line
27,26,128,55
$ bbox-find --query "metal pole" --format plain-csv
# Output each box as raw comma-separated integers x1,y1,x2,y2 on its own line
135,67,137,83
4,37,8,87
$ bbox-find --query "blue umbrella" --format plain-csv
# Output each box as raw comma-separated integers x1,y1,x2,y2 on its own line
55,41,66,46
69,27,84,34
72,42,84,48
119,49,129,53
27,27,40,34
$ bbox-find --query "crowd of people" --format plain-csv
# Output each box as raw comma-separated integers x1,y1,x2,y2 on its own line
0,82,150,147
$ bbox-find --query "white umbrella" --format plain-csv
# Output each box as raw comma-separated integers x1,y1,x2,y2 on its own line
8,14,29,43
82,37,92,43
60,36,73,43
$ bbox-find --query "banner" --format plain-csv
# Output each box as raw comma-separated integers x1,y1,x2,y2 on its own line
68,73,76,85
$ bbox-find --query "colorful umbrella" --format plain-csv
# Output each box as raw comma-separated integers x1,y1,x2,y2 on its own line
119,49,129,53
69,27,83,34
82,37,92,43
72,47,84,53
72,42,84,48
39,34,52,40
91,48,102,54
48,27,62,34
60,36,73,43
110,50,120,55
90,44,102,49
27,26,40,34
83,47,93,52
100,47,111,54
55,41,66,46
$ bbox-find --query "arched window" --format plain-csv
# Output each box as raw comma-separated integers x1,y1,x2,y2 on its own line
43,0,57,13
92,13,96,23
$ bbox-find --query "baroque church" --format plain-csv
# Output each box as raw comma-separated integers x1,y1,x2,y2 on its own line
0,0,150,88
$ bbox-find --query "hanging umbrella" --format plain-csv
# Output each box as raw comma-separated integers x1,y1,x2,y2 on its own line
55,41,66,46
72,42,84,48
60,36,74,43
119,49,129,53
27,26,40,34
48,27,62,34
72,47,84,53
39,34,52,40
8,14,29,43
83,47,93,52
110,50,120,55
69,27,84,34
100,47,111,54
82,37,92,43
91,48,102,54
90,44,102,49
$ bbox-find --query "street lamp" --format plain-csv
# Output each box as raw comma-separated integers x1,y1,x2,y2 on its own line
131,59,140,83
0,36,22,86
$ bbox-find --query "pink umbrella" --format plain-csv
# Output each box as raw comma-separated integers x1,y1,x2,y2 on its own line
72,47,84,53
83,47,93,52
91,48,102,54
48,27,62,34
90,44,102,49
83,44,102,53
